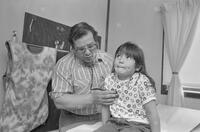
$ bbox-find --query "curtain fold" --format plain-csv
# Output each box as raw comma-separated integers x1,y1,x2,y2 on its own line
160,0,200,106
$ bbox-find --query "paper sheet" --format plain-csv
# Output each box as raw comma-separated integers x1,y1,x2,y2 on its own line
158,104,200,132
66,122,102,132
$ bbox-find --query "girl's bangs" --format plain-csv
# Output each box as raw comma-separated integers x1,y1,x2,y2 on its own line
117,46,135,58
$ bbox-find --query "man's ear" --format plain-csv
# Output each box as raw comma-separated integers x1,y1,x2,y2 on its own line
72,49,78,56
95,41,99,49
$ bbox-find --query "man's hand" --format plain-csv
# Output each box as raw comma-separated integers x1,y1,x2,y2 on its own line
91,89,118,105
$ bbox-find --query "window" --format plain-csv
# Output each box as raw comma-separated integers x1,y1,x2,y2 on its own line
162,16,200,98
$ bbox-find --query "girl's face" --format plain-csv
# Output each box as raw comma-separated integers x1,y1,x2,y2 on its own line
114,54,136,80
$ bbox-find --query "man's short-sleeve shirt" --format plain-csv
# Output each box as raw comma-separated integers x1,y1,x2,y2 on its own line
51,50,113,115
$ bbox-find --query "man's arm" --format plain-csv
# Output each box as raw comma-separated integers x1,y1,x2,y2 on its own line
51,68,118,110
51,90,118,110
52,94,93,109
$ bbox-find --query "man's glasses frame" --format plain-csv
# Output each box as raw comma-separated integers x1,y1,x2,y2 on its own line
74,43,98,53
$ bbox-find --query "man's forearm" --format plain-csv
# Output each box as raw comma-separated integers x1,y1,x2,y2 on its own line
52,90,118,110
53,94,94,110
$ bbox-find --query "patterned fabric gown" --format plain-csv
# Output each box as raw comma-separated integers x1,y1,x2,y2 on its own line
0,41,57,132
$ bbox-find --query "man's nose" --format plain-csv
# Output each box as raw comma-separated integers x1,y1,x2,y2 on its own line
84,48,91,55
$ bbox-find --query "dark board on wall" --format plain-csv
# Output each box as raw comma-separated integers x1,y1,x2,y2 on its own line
22,12,71,60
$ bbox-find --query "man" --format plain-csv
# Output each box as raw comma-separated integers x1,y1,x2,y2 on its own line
50,22,118,131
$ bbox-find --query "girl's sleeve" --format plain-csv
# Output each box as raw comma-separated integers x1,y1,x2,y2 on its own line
138,74,156,105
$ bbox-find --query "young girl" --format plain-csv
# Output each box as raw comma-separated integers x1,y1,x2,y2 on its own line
95,42,160,132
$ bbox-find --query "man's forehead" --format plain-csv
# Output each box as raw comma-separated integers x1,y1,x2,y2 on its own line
74,32,95,47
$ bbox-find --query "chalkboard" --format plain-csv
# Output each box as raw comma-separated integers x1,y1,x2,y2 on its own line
23,12,71,50
22,12,71,61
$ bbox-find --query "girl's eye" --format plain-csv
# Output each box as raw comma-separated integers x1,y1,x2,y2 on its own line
79,48,85,51
116,54,121,57
123,54,130,58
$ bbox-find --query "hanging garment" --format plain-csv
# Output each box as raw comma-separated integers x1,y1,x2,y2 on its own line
0,41,57,132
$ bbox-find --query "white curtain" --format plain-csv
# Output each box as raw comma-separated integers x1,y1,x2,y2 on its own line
160,0,200,106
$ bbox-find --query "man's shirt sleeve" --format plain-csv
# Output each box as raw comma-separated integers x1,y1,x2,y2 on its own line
51,58,73,98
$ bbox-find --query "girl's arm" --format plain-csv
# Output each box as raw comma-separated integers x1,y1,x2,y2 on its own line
101,105,110,124
144,100,160,132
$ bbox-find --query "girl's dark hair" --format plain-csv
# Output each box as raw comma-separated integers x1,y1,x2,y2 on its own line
113,41,155,88
69,22,98,49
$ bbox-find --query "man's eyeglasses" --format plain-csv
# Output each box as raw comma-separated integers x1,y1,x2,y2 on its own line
75,43,97,53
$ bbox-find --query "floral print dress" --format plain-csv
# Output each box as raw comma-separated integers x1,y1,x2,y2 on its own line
0,41,57,132
104,72,156,124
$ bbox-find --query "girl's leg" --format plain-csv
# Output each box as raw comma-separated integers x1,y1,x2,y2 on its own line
59,110,101,132
94,122,118,132
121,122,151,132
121,127,142,132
